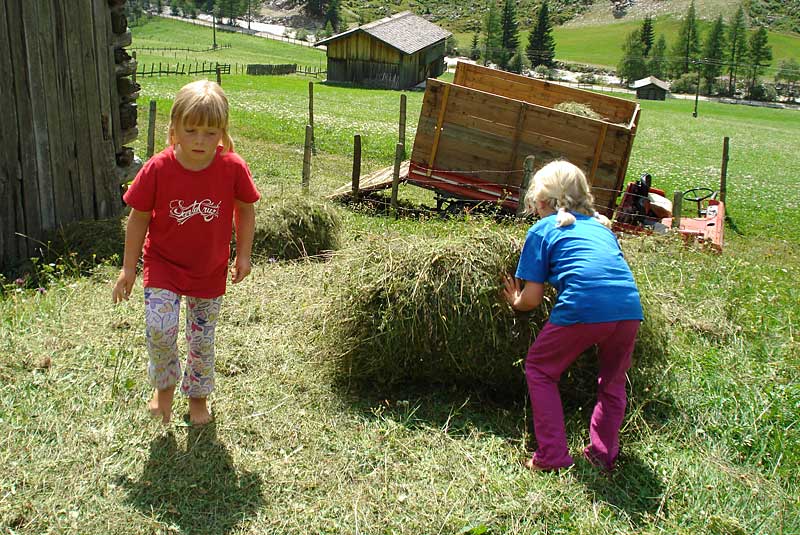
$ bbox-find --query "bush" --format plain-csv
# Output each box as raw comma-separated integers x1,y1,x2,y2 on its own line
748,83,778,102
251,196,342,261
670,72,698,94
533,64,556,80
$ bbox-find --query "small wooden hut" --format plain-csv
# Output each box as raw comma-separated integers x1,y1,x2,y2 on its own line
315,11,451,90
632,76,669,100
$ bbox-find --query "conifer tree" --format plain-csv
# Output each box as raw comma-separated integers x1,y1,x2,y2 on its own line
526,0,556,68
483,2,502,66
470,33,481,61
617,29,647,84
777,58,800,101
641,15,655,57
499,0,520,70
325,0,341,32
727,4,749,96
746,26,772,98
669,0,701,77
648,35,667,79
700,15,727,95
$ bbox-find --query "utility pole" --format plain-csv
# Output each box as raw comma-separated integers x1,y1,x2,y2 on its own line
212,11,217,49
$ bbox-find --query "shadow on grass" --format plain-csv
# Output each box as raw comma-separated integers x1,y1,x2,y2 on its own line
119,423,264,535
575,453,666,527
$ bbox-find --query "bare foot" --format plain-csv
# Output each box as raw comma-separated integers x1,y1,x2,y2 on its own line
188,397,212,425
148,388,175,424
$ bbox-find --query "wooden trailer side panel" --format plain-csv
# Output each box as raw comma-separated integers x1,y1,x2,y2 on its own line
410,78,637,214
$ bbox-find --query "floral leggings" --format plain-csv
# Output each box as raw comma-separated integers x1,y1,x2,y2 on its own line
144,287,223,398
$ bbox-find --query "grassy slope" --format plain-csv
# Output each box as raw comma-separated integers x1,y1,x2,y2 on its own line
1,16,799,535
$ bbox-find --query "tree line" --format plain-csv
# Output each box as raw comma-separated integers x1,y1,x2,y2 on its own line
618,1,798,101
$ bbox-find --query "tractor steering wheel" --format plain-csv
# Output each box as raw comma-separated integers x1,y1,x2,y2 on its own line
682,188,716,217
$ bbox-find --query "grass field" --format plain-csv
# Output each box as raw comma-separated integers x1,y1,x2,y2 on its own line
1,17,799,535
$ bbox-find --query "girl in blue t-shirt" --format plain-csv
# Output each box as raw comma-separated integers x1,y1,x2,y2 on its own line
503,160,643,472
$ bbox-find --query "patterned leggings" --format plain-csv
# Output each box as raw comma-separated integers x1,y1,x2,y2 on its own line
144,287,223,398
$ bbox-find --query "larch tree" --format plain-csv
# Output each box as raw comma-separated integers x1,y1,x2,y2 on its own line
499,0,520,70
483,1,503,66
617,29,648,84
746,26,772,98
727,4,749,96
648,35,668,79
669,0,701,77
700,15,727,95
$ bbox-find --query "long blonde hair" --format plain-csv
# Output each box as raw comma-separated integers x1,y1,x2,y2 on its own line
167,80,234,152
524,160,610,227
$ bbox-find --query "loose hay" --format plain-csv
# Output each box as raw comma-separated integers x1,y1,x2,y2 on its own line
252,196,342,260
554,101,603,120
323,227,553,394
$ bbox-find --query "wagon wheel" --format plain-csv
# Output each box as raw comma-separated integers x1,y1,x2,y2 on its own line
682,188,716,217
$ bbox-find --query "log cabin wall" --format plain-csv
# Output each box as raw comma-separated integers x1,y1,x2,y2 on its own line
0,0,140,271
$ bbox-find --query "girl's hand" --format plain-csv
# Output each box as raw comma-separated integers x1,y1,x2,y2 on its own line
112,268,136,303
502,274,522,309
230,255,252,284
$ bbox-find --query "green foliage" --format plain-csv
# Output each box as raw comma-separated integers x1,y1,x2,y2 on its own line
670,71,699,94
648,34,668,79
507,47,529,74
726,4,749,96
669,0,701,77
641,14,655,57
777,58,800,99
748,0,800,33
498,0,520,70
325,0,342,32
526,0,555,68
482,1,502,66
469,33,481,60
618,28,647,84
746,26,773,98
700,15,727,95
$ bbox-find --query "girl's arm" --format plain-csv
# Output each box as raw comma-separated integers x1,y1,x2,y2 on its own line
230,200,256,284
503,274,544,312
112,209,151,303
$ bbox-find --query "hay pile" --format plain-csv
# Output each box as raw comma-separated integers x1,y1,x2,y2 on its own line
252,196,341,260
554,101,603,120
322,228,553,393
322,228,668,399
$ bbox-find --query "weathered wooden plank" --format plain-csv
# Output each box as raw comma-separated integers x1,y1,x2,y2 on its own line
36,0,76,227
63,1,96,220
7,0,43,259
51,1,82,221
0,0,19,265
77,0,111,218
22,0,56,233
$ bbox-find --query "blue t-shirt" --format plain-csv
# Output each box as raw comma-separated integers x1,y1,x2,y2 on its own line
515,213,643,326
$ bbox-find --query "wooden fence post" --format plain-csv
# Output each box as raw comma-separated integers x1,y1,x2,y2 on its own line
517,155,535,218
302,125,312,193
352,134,361,200
719,136,729,205
132,51,137,83
391,142,403,217
399,93,407,157
146,100,157,158
671,191,683,229
308,81,315,155
215,64,221,85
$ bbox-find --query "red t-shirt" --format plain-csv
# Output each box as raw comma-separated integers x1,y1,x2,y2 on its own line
123,146,260,298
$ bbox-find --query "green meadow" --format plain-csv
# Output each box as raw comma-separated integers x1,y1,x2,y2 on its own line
1,17,798,535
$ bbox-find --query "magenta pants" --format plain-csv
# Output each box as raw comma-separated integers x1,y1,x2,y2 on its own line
525,319,640,470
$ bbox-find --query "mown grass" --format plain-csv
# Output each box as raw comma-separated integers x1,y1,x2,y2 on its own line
1,18,798,534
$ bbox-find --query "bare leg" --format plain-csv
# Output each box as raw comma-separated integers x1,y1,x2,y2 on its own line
188,397,212,425
148,387,175,424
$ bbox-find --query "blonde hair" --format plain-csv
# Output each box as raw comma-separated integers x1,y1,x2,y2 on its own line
524,160,611,228
167,80,234,152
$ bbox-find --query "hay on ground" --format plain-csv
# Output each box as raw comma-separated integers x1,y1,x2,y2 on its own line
252,196,342,260
322,227,552,394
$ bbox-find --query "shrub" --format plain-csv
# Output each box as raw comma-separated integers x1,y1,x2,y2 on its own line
748,83,778,102
670,72,698,94
533,64,555,80
251,196,342,261
577,72,597,85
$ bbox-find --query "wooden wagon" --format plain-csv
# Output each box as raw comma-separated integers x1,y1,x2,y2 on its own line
407,62,640,216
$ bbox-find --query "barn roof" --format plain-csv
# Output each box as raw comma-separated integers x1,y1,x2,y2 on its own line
632,76,670,91
315,11,451,55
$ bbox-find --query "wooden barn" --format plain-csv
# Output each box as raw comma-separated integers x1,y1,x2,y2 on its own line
0,0,140,271
315,11,451,90
632,76,669,100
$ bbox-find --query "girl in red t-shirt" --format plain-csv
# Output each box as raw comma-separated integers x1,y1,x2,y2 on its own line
112,80,260,425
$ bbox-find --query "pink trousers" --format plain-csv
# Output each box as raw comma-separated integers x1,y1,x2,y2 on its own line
525,320,640,470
